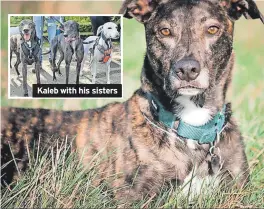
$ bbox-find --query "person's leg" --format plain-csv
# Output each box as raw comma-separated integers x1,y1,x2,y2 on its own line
59,16,64,23
33,16,44,66
46,17,57,61
90,16,98,36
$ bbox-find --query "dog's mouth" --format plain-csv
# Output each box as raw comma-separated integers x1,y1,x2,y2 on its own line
64,36,77,43
23,33,31,41
178,86,204,96
113,34,120,39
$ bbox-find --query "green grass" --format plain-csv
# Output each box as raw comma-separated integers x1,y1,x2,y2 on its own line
1,2,264,208
1,138,263,208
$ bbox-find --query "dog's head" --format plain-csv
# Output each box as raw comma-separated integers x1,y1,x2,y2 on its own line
63,20,80,40
97,22,120,39
19,19,36,42
121,0,263,97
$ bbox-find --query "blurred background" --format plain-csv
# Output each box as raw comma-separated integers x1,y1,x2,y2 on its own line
10,15,121,39
1,0,264,182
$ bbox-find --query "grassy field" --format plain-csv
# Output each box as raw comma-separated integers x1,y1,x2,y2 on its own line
1,1,264,208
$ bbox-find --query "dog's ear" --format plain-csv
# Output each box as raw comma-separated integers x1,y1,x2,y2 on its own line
119,0,159,23
77,22,80,32
31,22,38,42
97,25,103,36
220,0,264,23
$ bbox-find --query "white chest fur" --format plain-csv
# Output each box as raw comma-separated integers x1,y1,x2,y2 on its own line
175,96,212,149
176,96,212,126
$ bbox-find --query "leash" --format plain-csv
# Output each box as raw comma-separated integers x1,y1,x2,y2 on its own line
50,16,64,29
88,31,113,63
20,34,41,65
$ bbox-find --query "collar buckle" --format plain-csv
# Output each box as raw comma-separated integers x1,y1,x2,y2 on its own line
150,99,159,120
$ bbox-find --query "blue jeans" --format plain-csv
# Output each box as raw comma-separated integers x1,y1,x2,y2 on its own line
33,16,64,63
33,16,44,63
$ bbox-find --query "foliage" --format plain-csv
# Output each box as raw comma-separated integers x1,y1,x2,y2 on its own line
10,16,120,33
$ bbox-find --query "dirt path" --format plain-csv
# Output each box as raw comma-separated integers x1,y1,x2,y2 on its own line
9,45,121,97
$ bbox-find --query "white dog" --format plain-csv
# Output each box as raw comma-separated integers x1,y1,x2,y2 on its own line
81,22,120,84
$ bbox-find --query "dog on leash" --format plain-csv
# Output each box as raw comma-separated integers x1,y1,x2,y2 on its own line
10,34,22,76
50,20,84,84
18,19,41,96
2,0,264,204
81,22,120,84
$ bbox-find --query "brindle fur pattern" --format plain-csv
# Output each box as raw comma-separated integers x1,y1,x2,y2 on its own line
10,34,22,76
2,0,263,203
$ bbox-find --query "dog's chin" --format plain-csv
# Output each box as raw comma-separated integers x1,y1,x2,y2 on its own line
178,88,203,96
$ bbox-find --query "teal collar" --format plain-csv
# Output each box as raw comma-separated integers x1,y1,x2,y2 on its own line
146,93,226,144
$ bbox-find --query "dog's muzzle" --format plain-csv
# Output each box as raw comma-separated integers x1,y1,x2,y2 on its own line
64,34,77,43
113,32,120,39
172,58,201,82
23,29,31,41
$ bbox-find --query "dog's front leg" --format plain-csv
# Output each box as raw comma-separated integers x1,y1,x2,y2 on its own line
80,52,88,77
91,58,97,84
106,59,111,84
14,51,21,76
219,131,250,189
10,50,13,69
65,47,73,84
22,63,28,96
75,41,84,84
226,149,249,189
50,38,58,81
35,61,41,84
57,47,64,76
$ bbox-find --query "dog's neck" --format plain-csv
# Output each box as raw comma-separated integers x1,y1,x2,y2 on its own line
99,32,112,50
140,54,234,126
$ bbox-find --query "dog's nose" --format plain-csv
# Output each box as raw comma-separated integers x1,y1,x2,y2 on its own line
23,29,29,33
174,58,201,82
64,33,68,37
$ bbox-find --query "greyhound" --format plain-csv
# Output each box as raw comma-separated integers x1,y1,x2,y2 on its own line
18,19,41,97
50,20,84,84
81,22,120,84
10,34,22,76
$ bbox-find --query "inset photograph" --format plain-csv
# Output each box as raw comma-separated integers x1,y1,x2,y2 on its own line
9,15,122,98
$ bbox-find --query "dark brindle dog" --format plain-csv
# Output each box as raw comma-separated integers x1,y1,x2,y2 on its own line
50,20,84,83
18,19,41,96
2,0,263,203
10,34,22,76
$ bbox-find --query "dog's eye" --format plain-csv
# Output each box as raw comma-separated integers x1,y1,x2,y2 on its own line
160,28,171,36
207,26,219,35
108,27,112,29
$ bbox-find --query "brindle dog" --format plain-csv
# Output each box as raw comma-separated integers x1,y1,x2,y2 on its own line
10,34,22,76
1,0,263,203
18,19,41,97
50,20,84,83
